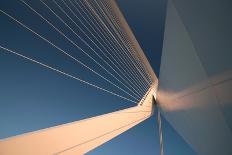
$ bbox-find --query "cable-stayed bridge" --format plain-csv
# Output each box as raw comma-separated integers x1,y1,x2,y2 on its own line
0,0,159,154
1,0,232,155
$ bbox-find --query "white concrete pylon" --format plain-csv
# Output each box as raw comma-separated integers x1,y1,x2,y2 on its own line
0,84,157,155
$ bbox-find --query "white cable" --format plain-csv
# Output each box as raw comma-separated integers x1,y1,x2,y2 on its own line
78,0,148,94
0,45,137,103
82,0,150,92
158,109,164,155
94,0,152,87
73,0,145,97
61,0,143,99
53,0,142,99
22,0,140,101
40,0,144,98
0,8,138,102
101,0,153,83
87,0,151,87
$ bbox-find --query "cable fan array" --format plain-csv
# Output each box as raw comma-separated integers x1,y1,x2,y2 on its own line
0,0,154,104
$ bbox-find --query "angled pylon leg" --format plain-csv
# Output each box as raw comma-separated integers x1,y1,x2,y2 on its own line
0,85,157,155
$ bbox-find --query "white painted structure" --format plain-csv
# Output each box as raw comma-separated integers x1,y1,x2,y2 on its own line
0,83,157,155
